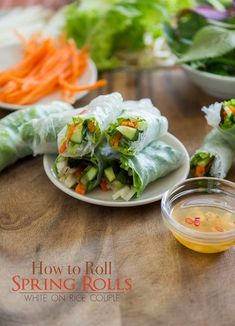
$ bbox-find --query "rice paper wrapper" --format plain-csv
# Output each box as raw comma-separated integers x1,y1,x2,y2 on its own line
120,140,184,197
0,126,31,172
193,129,234,178
0,101,73,172
0,101,73,130
106,99,168,155
58,92,123,157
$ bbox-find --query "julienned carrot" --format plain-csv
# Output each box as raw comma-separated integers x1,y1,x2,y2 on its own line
75,183,86,195
0,33,107,105
120,120,138,128
59,142,67,154
59,79,107,92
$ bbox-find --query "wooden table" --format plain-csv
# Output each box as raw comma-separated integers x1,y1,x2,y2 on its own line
0,67,235,326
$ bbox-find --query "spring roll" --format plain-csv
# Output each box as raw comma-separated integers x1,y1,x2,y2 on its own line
100,140,184,200
202,99,235,150
190,129,234,179
105,99,168,155
0,101,72,130
57,92,123,158
0,101,73,172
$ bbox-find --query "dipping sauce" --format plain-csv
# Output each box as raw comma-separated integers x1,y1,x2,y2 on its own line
172,205,235,233
168,204,235,253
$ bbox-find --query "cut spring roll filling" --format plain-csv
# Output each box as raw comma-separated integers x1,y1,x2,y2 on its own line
54,155,99,195
220,99,235,129
106,118,147,153
59,117,101,155
100,161,137,201
190,152,215,177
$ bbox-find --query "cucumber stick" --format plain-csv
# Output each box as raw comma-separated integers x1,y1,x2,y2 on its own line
85,167,98,182
70,125,83,143
116,126,137,140
104,166,116,182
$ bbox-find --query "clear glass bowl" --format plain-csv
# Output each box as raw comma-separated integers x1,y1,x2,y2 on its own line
161,177,235,253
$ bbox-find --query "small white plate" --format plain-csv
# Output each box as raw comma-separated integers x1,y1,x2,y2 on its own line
43,133,190,207
0,43,97,110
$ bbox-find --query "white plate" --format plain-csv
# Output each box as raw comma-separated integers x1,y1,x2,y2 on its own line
0,43,97,110
43,133,190,207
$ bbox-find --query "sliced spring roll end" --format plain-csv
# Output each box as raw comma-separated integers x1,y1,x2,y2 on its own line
219,99,235,130
106,118,147,155
190,152,215,177
59,117,101,155
54,155,99,194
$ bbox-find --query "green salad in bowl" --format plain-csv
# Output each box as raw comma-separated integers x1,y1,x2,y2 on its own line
165,1,235,98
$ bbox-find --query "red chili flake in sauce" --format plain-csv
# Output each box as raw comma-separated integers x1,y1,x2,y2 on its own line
194,217,201,227
215,226,224,232
185,217,194,224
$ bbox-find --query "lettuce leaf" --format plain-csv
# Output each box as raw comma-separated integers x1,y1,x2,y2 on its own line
64,0,193,70
180,25,235,62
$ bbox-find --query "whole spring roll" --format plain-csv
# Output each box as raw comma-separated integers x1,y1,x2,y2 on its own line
100,140,184,200
57,92,123,158
190,129,234,179
202,99,235,150
0,101,73,172
54,145,106,195
105,99,168,155
19,108,87,156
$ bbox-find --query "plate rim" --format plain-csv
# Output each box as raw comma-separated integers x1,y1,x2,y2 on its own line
43,133,190,207
0,59,97,111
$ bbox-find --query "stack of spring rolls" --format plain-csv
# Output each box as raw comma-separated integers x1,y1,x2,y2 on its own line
0,92,185,200
190,99,235,179
54,93,185,201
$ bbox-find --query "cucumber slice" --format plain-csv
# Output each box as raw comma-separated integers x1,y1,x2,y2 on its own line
111,180,123,190
197,157,211,167
70,125,83,143
67,142,80,156
85,166,98,182
104,166,116,182
116,126,137,140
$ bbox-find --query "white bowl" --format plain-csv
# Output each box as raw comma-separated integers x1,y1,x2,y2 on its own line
182,64,235,99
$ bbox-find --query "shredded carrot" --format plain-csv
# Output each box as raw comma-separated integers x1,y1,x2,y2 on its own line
113,132,122,148
120,120,137,128
67,124,77,140
100,179,109,192
87,121,96,133
75,183,86,195
194,165,205,177
0,33,107,105
59,142,67,154
229,105,235,115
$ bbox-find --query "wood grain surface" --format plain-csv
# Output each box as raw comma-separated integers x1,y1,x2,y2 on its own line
0,67,235,326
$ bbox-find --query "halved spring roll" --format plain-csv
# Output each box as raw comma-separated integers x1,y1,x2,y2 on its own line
0,101,73,172
105,99,168,155
202,99,235,150
190,129,234,178
100,140,184,200
57,92,123,158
